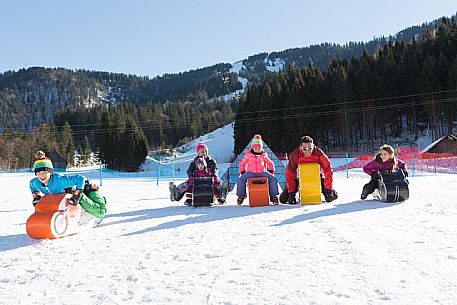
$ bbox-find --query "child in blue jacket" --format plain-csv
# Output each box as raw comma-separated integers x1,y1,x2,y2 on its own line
29,151,107,220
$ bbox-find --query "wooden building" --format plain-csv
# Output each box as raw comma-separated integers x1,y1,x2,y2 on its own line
47,150,68,172
424,134,457,154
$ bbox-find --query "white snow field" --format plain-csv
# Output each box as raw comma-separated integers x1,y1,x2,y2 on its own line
1,169,457,305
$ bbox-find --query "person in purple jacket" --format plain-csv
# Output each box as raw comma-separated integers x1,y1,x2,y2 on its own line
360,144,408,200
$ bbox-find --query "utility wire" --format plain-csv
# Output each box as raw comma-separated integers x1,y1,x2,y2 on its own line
8,88,457,130
1,96,455,139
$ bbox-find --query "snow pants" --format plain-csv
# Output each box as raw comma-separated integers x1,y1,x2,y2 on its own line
79,190,107,219
361,176,379,196
236,172,279,197
177,177,223,196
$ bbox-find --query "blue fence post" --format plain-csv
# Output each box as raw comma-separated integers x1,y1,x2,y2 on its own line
99,162,103,186
172,157,175,183
412,152,415,177
345,152,349,178
157,155,160,185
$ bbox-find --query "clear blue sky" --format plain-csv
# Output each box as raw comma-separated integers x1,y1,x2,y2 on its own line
1,0,456,78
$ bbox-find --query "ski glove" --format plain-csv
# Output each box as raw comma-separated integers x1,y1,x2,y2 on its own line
268,170,275,174
370,172,380,180
288,192,297,204
323,188,338,203
84,181,99,194
68,192,81,206
32,195,41,206
240,171,246,175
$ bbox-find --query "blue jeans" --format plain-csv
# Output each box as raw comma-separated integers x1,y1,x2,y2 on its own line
236,172,279,197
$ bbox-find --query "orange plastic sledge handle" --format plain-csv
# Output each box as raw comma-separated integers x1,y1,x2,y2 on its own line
26,194,79,239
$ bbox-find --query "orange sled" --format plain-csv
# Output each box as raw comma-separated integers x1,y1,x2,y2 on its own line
248,177,270,207
26,194,82,239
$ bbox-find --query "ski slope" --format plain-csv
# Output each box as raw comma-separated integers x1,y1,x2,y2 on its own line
1,169,457,305
140,123,234,177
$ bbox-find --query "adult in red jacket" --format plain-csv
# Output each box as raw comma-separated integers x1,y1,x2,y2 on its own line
279,136,338,204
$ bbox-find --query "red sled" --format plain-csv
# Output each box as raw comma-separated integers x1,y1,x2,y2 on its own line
26,194,82,239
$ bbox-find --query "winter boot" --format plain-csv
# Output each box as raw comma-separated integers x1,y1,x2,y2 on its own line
220,182,228,201
270,196,279,205
360,193,368,200
279,187,289,204
184,198,193,206
237,195,245,205
169,182,178,201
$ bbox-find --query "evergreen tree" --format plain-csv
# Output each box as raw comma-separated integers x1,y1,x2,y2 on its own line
81,135,91,165
60,122,75,166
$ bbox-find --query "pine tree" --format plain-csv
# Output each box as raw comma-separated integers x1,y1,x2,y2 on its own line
81,135,91,165
32,123,59,156
60,122,75,166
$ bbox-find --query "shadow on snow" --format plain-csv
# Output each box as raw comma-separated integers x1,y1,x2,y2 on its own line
102,204,299,236
0,233,40,252
270,200,401,227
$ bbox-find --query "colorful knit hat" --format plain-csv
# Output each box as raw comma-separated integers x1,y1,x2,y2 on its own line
33,151,54,174
195,157,207,168
196,142,208,154
251,134,263,150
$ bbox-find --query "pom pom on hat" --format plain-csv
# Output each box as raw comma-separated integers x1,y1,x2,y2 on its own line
196,142,208,154
251,134,263,150
33,151,54,174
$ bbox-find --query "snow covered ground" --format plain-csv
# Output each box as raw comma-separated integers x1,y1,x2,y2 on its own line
1,169,457,305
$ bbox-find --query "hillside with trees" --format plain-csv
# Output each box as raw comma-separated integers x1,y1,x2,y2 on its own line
0,96,237,171
3,13,451,134
1,14,456,171
234,17,457,155
0,64,242,132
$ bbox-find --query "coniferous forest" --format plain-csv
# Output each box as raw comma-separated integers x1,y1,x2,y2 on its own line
0,98,237,171
0,65,239,171
234,17,457,155
1,16,457,171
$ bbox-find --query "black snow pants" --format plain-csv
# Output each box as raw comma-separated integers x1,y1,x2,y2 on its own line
361,176,379,196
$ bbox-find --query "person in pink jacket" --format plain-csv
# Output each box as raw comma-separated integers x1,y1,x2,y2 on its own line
236,134,279,205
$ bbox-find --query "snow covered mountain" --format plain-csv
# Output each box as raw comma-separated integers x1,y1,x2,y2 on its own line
3,13,450,132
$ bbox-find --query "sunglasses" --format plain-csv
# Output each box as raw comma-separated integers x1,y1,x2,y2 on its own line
302,147,312,151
